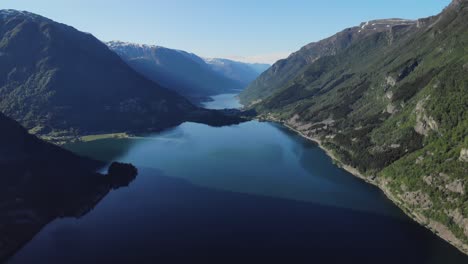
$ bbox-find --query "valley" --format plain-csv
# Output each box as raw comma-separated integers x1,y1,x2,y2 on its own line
242,0,468,253
8,94,468,263
0,0,467,262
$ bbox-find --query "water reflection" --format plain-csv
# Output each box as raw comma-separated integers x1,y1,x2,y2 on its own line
65,121,406,218
10,167,468,263
0,160,137,262
64,138,141,162
7,94,468,262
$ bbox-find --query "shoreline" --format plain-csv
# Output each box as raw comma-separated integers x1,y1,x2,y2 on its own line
273,119,468,255
49,115,468,255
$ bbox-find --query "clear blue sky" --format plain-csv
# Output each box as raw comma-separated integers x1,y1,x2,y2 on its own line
2,0,451,63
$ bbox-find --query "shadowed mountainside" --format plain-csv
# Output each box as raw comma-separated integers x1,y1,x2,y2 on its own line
0,111,138,261
0,10,245,139
107,41,255,103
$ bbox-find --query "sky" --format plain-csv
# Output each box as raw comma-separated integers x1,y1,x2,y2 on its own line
2,0,452,64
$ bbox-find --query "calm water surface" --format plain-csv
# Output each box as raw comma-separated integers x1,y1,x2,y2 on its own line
10,94,468,263
202,93,242,109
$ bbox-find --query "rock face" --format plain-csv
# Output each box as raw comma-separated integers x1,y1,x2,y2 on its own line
449,209,468,237
401,190,433,209
385,91,394,100
460,149,468,162
414,99,439,136
448,0,466,10
386,104,397,114
386,76,397,87
414,114,438,136
423,175,433,185
446,180,465,195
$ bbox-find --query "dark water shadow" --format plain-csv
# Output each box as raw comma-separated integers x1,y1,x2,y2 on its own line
136,168,468,264
63,138,142,162
0,160,137,262
9,166,467,264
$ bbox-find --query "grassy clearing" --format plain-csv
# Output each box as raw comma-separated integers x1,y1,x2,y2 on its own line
80,133,129,142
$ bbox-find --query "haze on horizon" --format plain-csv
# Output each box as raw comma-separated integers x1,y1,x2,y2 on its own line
2,0,451,64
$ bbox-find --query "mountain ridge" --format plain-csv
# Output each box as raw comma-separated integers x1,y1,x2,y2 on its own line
0,9,196,135
203,57,269,86
0,9,245,140
106,40,250,102
240,17,419,105
248,0,468,254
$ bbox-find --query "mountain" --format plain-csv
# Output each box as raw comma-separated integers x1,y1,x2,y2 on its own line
106,41,246,102
240,19,415,105
203,58,270,86
0,111,98,168
0,110,97,260
0,111,139,261
246,63,272,75
247,0,468,253
0,10,201,136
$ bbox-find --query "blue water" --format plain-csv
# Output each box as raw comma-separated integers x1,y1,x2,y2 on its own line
202,93,242,109
10,94,468,263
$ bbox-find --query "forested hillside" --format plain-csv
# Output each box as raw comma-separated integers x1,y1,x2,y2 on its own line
247,0,468,253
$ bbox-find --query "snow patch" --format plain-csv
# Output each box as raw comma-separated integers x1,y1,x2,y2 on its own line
361,21,369,29
0,9,41,20
106,40,159,50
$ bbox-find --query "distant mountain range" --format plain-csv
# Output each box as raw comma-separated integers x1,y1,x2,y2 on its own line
0,10,194,134
242,0,468,253
0,10,242,137
107,41,269,103
1,1,466,257
203,58,269,86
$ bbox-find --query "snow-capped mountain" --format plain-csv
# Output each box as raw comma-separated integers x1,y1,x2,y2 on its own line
107,41,268,102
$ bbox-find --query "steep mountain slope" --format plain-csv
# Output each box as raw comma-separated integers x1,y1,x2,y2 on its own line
0,111,139,261
0,112,98,168
106,41,244,101
0,10,197,135
204,58,269,86
240,19,415,105
246,63,272,75
0,110,95,260
251,0,468,253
